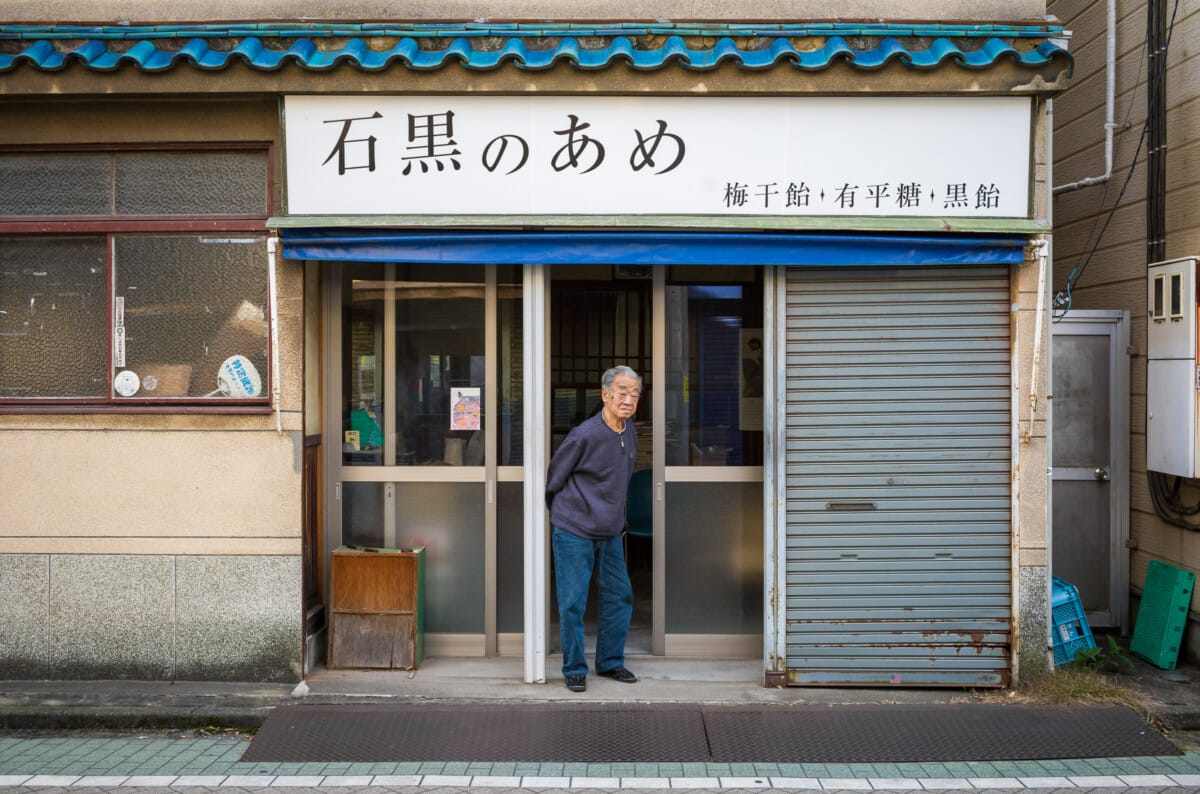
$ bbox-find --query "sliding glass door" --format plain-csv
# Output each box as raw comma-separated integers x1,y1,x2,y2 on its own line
327,263,523,656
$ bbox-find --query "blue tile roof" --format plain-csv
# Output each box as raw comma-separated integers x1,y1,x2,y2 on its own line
0,23,1072,75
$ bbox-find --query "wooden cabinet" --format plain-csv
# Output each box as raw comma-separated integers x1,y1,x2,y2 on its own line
328,546,425,670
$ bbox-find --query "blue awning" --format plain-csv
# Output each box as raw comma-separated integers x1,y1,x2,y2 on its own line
280,229,1027,267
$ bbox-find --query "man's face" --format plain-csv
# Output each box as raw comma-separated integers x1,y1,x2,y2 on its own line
603,373,641,420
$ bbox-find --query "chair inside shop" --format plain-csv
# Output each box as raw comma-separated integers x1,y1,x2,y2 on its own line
625,468,653,554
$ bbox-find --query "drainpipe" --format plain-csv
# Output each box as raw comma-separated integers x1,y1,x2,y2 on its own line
1025,238,1050,445
267,236,282,433
1053,0,1116,195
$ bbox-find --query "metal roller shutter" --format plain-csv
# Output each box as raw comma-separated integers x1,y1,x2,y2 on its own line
784,265,1012,687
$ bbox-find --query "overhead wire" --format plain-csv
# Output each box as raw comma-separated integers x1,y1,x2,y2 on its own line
1053,0,1181,320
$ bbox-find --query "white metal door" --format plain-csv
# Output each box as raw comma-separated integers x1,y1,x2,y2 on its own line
1050,310,1130,632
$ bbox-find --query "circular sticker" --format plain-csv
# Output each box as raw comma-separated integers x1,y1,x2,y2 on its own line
217,355,263,398
142,375,158,392
113,370,141,397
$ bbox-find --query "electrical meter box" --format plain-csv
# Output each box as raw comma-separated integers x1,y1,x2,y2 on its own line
1147,256,1200,477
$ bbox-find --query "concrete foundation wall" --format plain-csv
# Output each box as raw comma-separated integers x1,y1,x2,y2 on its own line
1019,565,1051,674
0,554,302,682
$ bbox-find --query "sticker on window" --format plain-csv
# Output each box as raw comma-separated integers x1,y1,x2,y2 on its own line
114,370,140,397
212,354,263,398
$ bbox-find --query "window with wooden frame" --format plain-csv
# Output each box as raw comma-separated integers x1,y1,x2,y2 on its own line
0,146,272,409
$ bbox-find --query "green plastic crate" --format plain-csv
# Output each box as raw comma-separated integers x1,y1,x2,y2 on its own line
1130,560,1195,670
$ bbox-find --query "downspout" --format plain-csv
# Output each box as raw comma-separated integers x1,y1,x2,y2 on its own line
1053,0,1116,195
1025,238,1049,445
267,236,283,433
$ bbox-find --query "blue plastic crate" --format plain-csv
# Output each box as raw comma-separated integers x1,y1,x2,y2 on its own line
1051,576,1096,666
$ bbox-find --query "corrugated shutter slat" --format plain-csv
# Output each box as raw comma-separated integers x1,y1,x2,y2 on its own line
784,265,1012,687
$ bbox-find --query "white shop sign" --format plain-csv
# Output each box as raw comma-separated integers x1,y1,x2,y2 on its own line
284,95,1032,218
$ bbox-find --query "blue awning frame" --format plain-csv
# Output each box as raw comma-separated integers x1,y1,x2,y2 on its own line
279,229,1028,267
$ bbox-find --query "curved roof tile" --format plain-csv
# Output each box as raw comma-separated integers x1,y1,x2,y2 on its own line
0,30,1072,75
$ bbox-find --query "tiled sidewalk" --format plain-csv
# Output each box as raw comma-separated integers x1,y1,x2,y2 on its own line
2,735,1200,789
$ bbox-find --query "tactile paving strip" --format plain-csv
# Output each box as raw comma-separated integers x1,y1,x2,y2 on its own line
243,701,1179,763
701,703,1180,762
242,703,710,762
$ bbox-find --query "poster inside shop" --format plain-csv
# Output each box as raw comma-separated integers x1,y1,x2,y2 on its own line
284,95,1033,218
450,387,481,431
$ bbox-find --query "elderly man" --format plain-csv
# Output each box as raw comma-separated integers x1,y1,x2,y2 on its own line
545,365,642,692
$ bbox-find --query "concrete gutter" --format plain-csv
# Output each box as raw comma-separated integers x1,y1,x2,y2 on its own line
2,656,1198,732
0,680,289,731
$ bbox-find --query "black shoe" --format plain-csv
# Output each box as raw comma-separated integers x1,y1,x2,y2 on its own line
565,674,587,692
597,666,638,683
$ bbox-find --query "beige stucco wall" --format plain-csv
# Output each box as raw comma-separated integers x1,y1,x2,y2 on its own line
1049,0,1200,660
0,98,281,175
0,430,302,555
1,1,1049,23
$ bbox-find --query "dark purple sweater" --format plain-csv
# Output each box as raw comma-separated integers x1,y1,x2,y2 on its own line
545,412,637,540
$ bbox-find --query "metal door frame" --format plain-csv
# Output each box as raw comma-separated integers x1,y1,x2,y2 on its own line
320,261,773,682
1050,309,1130,632
322,263,504,659
525,266,771,680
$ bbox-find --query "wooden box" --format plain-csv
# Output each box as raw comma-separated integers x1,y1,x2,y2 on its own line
328,546,425,670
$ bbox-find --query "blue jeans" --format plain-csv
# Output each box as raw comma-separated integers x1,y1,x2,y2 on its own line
552,526,633,677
